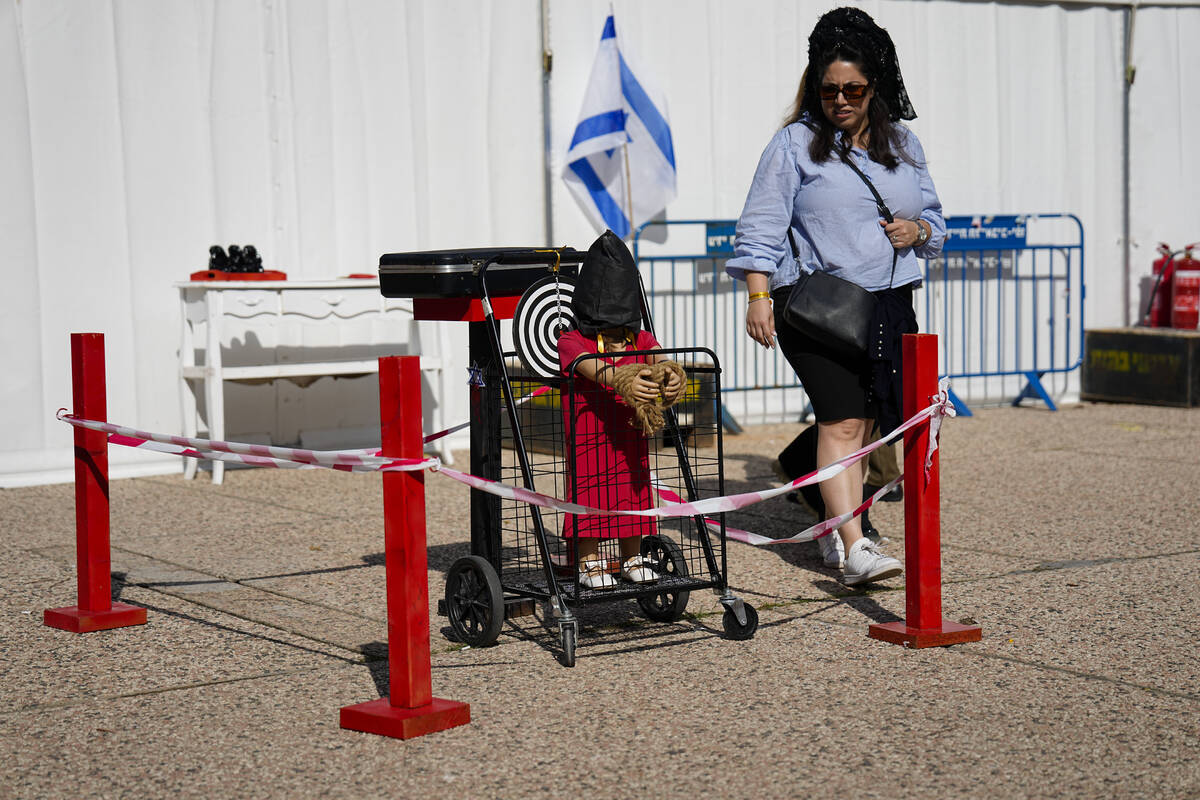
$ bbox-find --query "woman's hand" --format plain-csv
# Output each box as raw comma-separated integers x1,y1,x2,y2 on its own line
746,297,776,350
881,218,924,249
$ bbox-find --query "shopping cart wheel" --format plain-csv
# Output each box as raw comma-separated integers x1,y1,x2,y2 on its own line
636,534,690,623
559,620,578,668
444,556,504,647
722,602,759,641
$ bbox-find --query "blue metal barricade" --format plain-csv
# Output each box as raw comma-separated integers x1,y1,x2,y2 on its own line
920,214,1085,413
634,220,807,430
633,214,1085,426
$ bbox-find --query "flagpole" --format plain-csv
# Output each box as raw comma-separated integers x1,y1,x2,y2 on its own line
540,0,555,246
623,142,634,239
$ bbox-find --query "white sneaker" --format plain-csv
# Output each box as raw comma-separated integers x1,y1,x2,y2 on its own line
816,532,845,569
620,554,659,583
842,538,902,586
580,559,617,590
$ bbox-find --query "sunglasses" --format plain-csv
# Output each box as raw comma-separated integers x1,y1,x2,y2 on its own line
819,83,870,102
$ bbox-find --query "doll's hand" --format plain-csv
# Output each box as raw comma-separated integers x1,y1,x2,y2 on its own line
661,370,684,403
630,370,660,402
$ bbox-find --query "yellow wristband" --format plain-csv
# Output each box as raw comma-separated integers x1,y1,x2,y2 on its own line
748,291,771,303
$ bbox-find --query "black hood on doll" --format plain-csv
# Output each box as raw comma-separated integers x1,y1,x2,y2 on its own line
572,230,643,337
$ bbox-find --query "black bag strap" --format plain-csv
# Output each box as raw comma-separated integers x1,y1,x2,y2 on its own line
785,166,899,290
783,133,903,290
839,145,898,289
794,118,901,222
839,150,894,223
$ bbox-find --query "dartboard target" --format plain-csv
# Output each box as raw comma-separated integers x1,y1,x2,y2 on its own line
513,275,577,379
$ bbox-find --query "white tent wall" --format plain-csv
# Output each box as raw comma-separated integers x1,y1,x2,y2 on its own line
549,0,1132,245
548,0,1198,403
1,0,1196,486
1129,6,1200,289
0,0,545,486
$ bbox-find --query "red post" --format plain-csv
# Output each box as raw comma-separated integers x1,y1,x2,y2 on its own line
868,334,981,648
44,333,147,633
340,355,469,738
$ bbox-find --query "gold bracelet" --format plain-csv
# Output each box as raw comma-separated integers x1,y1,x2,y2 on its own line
748,291,771,303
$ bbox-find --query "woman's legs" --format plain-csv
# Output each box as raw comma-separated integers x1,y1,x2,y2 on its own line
815,416,901,583
771,300,894,574
816,417,873,552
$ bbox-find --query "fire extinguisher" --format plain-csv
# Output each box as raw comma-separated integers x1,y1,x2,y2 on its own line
1170,244,1200,330
1142,243,1176,327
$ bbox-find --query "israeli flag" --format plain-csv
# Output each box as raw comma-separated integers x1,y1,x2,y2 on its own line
562,14,677,240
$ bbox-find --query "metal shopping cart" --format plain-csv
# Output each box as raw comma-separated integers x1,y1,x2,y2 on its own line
379,247,757,666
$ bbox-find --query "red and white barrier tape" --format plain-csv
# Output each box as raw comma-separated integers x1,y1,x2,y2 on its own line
719,476,903,546
347,395,933,520
58,411,435,472
57,380,955,522
336,384,554,454
653,455,902,546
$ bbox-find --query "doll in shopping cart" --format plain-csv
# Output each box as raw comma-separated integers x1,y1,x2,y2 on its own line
557,230,687,590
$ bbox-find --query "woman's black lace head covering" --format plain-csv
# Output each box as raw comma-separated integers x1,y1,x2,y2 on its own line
804,7,915,121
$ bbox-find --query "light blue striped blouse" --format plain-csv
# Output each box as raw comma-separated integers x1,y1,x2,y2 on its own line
725,118,946,293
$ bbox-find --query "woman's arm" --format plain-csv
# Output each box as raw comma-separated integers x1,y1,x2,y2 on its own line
726,129,799,350
745,271,775,350
881,132,946,255
909,134,946,259
724,128,799,283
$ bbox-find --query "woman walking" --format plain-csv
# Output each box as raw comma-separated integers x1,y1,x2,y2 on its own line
725,7,946,585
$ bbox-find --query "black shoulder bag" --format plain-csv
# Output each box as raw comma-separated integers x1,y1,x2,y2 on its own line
782,154,898,358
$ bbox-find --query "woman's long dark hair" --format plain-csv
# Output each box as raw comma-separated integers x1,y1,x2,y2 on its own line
783,43,917,171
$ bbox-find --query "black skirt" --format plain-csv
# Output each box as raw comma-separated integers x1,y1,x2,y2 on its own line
771,283,915,425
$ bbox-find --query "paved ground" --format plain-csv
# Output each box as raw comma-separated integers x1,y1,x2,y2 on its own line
1,402,1198,799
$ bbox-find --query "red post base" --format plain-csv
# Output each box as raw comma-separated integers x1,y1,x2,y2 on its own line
340,697,470,740
338,356,470,740
868,620,982,648
43,603,147,633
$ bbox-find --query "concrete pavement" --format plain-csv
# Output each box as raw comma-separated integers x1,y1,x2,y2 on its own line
1,402,1198,799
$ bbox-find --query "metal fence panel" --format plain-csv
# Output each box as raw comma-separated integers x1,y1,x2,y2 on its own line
918,214,1084,410
634,214,1084,425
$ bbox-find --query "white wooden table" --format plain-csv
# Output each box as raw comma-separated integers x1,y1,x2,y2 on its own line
177,278,449,483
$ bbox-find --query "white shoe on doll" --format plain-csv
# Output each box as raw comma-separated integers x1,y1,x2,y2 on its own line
621,554,659,583
580,559,618,590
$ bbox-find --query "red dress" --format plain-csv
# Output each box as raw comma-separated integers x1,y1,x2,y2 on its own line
558,329,659,539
